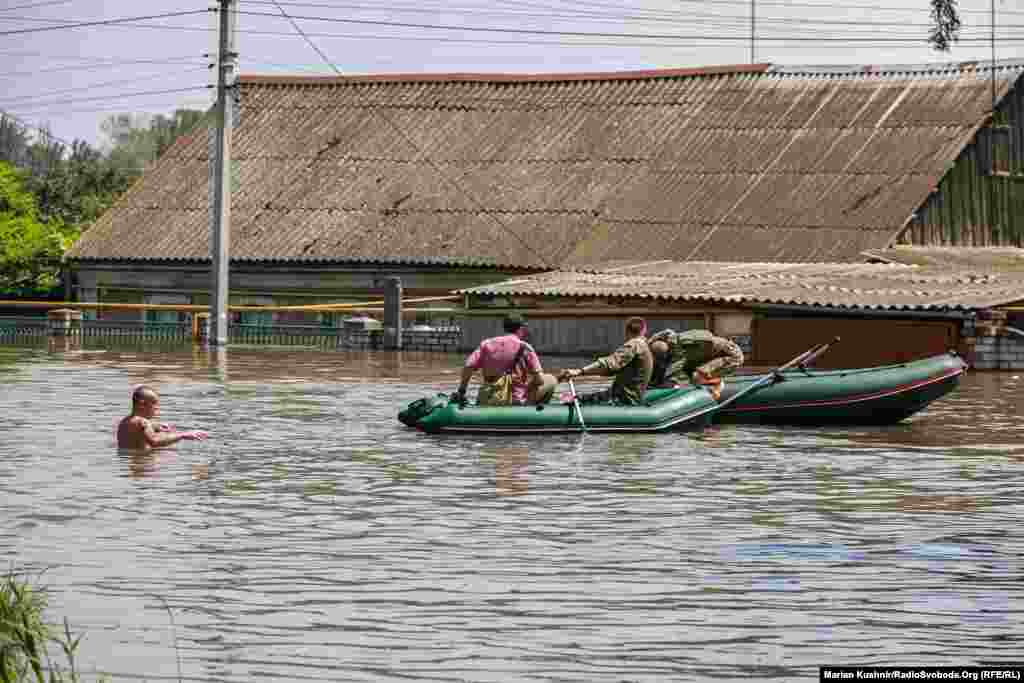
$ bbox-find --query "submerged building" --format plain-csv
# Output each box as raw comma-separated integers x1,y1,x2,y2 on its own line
63,61,1024,365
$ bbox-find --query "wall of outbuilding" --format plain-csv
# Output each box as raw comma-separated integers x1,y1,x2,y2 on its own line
461,298,1024,370
69,260,533,318
904,75,1024,248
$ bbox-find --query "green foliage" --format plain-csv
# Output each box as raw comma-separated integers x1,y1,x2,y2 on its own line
101,109,206,176
25,142,134,228
1,108,204,231
0,162,76,297
0,108,204,298
0,570,108,683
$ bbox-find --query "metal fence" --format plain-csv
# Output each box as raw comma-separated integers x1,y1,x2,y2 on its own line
230,323,344,347
82,320,193,342
0,316,48,340
0,317,442,350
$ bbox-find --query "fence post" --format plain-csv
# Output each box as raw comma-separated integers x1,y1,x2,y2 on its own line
47,308,82,352
383,276,402,350
47,308,82,337
193,312,210,344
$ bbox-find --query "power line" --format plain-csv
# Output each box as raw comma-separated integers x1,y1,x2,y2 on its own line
266,0,554,268
237,2,1024,36
0,0,73,11
1,6,1010,35
0,9,209,36
0,58,210,80
0,50,327,76
3,86,212,113
256,0,1024,21
0,67,212,106
241,0,1001,29
0,49,203,63
230,9,1024,43
2,101,212,120
6,6,1020,40
2,10,1022,45
266,0,338,75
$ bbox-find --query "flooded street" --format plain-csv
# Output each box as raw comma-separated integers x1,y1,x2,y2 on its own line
1,344,1022,682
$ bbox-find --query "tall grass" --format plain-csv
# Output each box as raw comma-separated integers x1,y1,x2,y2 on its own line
0,570,107,683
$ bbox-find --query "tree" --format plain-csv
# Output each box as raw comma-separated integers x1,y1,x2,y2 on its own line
928,0,962,52
0,115,31,169
27,140,134,228
0,161,77,297
101,108,205,174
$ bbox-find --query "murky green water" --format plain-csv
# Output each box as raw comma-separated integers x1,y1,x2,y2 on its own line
1,345,1022,682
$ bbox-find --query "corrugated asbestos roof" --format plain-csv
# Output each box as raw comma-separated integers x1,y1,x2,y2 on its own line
68,62,1024,268
862,246,1024,270
460,260,1024,311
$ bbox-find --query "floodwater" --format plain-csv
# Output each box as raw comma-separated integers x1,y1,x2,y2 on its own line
1,344,1022,682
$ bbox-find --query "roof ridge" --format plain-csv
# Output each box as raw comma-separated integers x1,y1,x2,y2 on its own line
769,57,1024,78
237,64,771,86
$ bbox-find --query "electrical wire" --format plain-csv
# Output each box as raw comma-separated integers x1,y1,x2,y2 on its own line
258,0,1024,20
228,8,1024,44
3,100,213,119
0,9,209,36
3,8,1021,43
0,0,74,11
239,0,1008,29
0,49,204,63
0,59,209,80
265,0,338,74
0,67,213,106
3,86,212,113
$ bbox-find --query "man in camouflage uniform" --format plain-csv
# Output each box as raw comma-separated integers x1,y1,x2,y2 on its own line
558,317,653,406
648,328,744,401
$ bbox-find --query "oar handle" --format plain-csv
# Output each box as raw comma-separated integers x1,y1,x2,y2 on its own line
568,378,587,431
795,336,841,370
716,336,841,411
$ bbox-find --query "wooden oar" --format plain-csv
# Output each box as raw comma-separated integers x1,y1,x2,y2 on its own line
713,336,841,412
567,378,587,432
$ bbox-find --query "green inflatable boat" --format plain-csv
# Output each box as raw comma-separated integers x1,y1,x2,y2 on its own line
398,351,967,434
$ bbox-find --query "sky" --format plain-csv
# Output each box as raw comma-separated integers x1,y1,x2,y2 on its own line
2,0,1023,147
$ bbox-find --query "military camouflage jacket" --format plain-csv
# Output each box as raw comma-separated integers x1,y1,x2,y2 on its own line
584,335,653,405
648,329,744,385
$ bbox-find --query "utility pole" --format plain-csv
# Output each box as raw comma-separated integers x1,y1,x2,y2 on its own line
210,0,236,345
750,0,756,63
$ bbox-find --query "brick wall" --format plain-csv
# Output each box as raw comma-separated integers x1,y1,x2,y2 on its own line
341,326,462,351
961,311,1024,369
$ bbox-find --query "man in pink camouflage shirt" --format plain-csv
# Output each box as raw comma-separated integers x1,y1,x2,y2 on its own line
455,312,557,406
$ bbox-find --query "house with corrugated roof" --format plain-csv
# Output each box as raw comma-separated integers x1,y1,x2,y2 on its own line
64,61,1024,363
457,254,1024,369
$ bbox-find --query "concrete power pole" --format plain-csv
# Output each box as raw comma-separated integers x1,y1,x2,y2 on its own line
210,0,236,345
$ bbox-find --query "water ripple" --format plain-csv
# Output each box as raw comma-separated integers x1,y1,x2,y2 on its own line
1,347,1022,681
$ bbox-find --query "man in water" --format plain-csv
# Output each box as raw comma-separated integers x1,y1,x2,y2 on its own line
117,385,208,450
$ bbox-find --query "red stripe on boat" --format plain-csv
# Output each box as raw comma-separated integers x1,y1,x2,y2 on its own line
722,366,965,413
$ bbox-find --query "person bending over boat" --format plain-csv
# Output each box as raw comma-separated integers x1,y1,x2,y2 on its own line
117,385,209,451
648,328,744,401
454,312,557,406
558,317,653,406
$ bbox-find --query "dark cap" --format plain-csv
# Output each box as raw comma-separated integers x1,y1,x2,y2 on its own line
502,312,527,332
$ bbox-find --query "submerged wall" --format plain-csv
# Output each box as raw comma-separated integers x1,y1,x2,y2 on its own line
963,310,1024,369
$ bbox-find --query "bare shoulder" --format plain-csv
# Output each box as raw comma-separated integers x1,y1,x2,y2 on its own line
119,416,155,433
117,415,154,448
